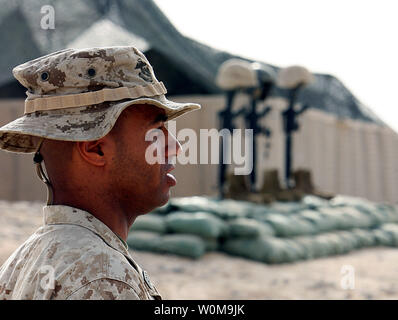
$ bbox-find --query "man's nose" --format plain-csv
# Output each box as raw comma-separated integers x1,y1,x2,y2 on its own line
165,129,182,158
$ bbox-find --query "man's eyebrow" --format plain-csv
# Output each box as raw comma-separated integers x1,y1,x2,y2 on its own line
151,113,168,125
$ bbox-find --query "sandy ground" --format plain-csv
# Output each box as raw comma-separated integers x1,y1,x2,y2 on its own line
0,200,397,300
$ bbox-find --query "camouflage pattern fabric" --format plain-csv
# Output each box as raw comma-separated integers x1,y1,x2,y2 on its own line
0,205,161,300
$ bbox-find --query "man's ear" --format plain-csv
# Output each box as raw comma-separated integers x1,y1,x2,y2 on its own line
76,139,107,167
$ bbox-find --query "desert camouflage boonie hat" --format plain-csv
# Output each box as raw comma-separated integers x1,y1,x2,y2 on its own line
0,46,201,153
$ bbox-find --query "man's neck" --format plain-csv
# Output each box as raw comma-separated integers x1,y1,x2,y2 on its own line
51,195,136,241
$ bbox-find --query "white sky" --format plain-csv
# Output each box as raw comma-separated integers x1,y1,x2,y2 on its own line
154,0,398,131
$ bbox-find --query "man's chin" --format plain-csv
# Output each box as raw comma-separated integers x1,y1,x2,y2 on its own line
148,189,171,211
159,189,171,206
141,184,172,214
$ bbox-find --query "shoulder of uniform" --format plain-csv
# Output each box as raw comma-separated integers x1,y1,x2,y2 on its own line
36,224,141,287
65,278,143,300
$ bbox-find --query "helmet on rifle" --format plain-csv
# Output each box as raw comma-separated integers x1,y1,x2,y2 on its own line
216,59,258,90
276,65,314,89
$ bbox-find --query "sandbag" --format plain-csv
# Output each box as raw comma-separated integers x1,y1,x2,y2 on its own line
263,214,314,237
156,234,206,259
339,206,375,229
299,209,338,233
330,195,391,226
316,233,343,255
317,207,352,230
330,195,376,209
294,236,318,259
127,231,162,252
263,214,296,237
248,210,277,223
353,204,389,226
221,237,267,262
310,234,336,257
302,232,353,257
130,214,167,233
350,228,376,248
379,224,398,246
227,218,275,238
258,237,304,263
165,211,228,238
335,231,361,251
222,236,302,264
215,199,255,220
371,229,395,246
248,203,274,217
294,232,349,258
283,239,307,261
301,195,329,209
291,216,317,236
269,202,307,214
376,204,398,224
169,197,220,214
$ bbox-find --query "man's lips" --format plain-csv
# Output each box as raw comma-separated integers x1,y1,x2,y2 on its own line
164,163,177,186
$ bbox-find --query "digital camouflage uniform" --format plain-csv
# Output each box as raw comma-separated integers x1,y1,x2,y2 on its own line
0,206,160,299
0,46,200,300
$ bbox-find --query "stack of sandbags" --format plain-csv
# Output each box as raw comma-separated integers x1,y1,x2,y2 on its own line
214,199,257,220
261,213,316,237
130,214,167,233
165,211,228,238
222,236,305,264
223,228,380,264
297,209,339,233
127,213,206,258
127,195,398,263
128,214,166,253
127,213,208,259
222,218,290,263
165,211,228,252
127,213,207,259
127,210,228,259
330,195,398,224
301,195,330,209
127,231,206,259
350,228,377,247
127,231,162,252
371,223,398,247
155,234,206,259
227,218,275,238
168,197,221,215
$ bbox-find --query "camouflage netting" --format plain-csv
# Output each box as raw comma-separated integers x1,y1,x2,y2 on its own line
127,195,398,263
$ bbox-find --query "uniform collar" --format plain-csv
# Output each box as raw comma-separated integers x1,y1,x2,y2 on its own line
43,205,130,256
